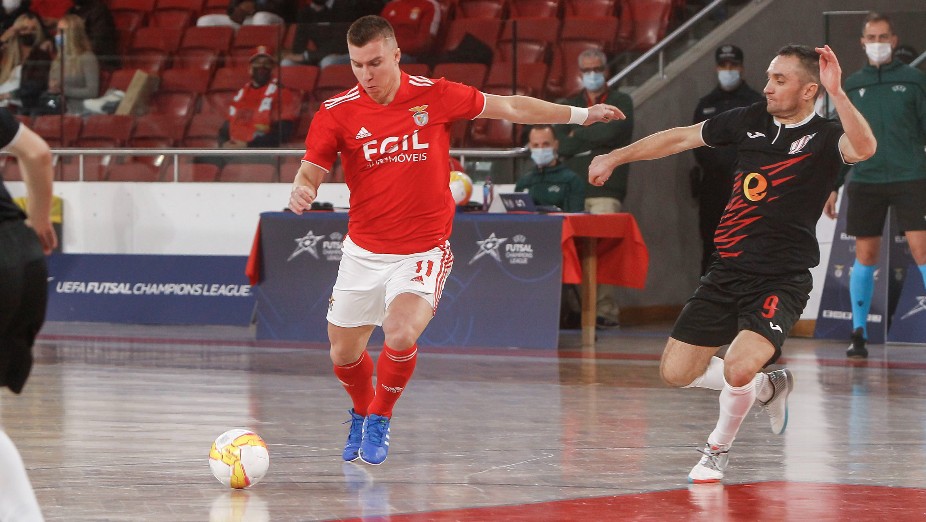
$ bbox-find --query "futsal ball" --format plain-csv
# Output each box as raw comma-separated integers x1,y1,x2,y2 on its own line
209,429,270,489
449,170,473,206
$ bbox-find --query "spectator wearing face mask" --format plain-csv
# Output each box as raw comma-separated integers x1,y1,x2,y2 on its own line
515,124,585,212
554,48,634,329
0,12,52,110
218,46,297,151
44,14,99,115
690,44,764,275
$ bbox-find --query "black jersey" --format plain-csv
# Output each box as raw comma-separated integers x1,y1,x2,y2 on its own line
702,102,845,275
0,108,25,222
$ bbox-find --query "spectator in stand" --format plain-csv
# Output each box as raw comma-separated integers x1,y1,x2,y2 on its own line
67,0,117,69
197,0,296,28
0,12,51,111
219,46,297,152
44,14,98,115
555,48,634,329
0,1,30,33
380,0,440,63
281,0,382,67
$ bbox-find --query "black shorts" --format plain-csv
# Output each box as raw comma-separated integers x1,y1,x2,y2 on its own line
670,259,812,366
846,179,926,237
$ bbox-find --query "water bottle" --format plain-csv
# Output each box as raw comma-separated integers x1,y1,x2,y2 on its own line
482,176,493,212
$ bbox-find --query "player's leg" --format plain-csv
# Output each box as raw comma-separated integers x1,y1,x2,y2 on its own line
0,430,43,522
908,230,926,289
326,240,387,461
894,179,926,293
360,242,453,465
846,181,890,358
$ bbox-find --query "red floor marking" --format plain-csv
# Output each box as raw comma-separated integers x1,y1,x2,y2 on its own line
341,482,926,521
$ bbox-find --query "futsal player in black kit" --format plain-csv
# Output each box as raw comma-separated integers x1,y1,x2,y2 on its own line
589,45,876,482
0,106,57,520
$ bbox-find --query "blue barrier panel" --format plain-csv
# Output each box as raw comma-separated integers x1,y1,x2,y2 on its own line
254,211,564,348
888,261,926,344
46,254,254,325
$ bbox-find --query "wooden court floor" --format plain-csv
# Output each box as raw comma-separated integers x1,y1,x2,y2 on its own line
3,321,926,521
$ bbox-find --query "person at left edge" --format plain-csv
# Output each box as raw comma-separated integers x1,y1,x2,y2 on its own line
289,15,623,466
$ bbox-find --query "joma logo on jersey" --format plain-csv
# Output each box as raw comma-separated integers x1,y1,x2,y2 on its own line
362,129,429,162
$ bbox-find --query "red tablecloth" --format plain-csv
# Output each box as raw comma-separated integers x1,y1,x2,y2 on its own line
560,213,648,289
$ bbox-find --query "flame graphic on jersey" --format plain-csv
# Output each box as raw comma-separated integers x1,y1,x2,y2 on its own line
714,153,810,257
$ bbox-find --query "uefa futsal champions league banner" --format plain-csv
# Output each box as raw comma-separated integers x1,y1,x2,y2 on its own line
46,254,254,325
814,188,926,344
253,211,563,348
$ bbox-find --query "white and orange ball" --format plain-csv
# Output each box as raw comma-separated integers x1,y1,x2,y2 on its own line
209,429,270,489
449,170,473,206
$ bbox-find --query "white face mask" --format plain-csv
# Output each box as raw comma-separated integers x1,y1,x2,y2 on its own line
530,147,556,167
717,69,741,91
581,71,606,92
865,42,893,65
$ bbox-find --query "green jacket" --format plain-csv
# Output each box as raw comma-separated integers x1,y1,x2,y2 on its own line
842,59,926,186
554,88,634,200
515,162,586,212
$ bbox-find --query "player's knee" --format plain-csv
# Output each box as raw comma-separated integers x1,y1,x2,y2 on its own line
723,364,755,388
382,323,418,351
659,363,693,388
329,345,359,366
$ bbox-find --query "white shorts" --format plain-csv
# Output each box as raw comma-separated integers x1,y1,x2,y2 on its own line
326,236,454,327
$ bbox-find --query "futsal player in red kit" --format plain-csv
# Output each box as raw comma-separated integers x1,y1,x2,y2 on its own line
289,15,623,465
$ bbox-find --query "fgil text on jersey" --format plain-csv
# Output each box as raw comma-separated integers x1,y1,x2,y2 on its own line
362,129,429,166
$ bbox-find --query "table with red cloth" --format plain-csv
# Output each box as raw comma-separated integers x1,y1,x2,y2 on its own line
247,212,648,347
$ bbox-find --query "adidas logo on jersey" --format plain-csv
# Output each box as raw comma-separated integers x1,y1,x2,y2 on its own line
410,275,424,284
355,127,372,140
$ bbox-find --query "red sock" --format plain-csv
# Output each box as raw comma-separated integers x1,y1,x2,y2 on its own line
332,350,374,416
368,344,418,418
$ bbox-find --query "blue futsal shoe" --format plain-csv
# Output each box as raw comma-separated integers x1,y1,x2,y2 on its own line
358,414,391,465
342,409,365,462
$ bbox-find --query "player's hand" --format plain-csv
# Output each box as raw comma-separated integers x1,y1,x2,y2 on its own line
588,152,620,186
289,185,317,215
584,104,625,126
823,190,838,219
25,217,57,254
816,45,844,97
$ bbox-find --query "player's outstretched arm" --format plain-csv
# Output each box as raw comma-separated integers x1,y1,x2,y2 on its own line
7,125,57,254
588,123,706,186
289,161,327,215
816,45,876,163
479,93,624,126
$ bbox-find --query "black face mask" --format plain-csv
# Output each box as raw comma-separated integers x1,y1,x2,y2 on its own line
18,33,36,46
251,67,272,87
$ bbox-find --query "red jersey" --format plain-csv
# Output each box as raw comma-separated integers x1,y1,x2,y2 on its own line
303,72,485,254
228,80,297,143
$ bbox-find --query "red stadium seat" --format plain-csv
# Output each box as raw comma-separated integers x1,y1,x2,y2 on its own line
178,163,220,182
130,27,183,53
313,64,358,103
112,10,145,32
494,41,549,65
509,0,561,18
149,9,194,28
279,65,319,97
201,91,235,117
78,115,135,146
500,17,560,46
160,68,211,94
180,26,234,53
147,92,197,119
402,63,431,78
565,0,616,17
455,0,507,19
209,67,249,92
623,0,672,52
183,113,224,147
108,68,144,92
32,115,82,147
158,0,205,10
123,50,170,74
172,48,219,74
232,25,283,53
110,0,157,11
202,0,229,15
132,114,186,142
469,118,521,147
432,62,488,89
220,163,277,183
561,16,619,52
105,163,162,182
485,62,548,97
278,156,302,184
1,160,22,182
439,18,502,55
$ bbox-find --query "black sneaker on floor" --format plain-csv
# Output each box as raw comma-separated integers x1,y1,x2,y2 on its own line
847,327,868,359
595,317,620,330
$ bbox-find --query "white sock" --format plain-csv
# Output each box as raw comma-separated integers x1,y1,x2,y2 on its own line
0,431,44,522
754,372,772,403
708,380,756,448
684,356,726,391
